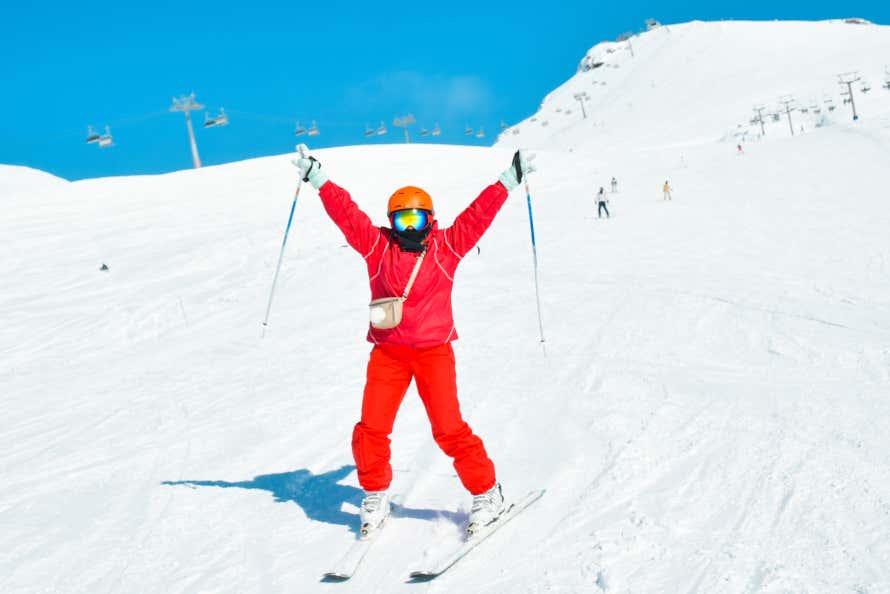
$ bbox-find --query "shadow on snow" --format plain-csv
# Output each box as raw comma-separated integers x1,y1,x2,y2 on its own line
162,464,465,536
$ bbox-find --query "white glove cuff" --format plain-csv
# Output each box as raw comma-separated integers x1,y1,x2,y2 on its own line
307,167,329,190
499,169,519,192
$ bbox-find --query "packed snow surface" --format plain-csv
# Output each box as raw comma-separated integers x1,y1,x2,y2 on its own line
3,19,890,594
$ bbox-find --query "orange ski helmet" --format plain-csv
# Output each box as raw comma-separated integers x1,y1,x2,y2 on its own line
387,186,434,215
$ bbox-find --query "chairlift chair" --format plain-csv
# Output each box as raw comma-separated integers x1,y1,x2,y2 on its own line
86,125,100,144
464,125,473,136
294,121,307,136
98,126,113,148
431,124,441,136
419,127,429,137
307,120,319,136
204,108,229,128
861,84,871,93
213,108,229,127
364,124,375,138
475,128,485,139
500,120,508,131
376,121,388,135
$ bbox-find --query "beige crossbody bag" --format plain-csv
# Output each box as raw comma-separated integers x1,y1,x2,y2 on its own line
368,251,426,330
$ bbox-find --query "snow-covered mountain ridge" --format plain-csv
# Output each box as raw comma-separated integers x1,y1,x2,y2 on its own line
498,19,890,152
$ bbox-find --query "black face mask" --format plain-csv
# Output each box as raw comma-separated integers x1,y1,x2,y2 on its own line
393,226,431,252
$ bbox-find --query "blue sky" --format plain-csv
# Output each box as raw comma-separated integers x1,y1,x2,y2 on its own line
2,1,888,180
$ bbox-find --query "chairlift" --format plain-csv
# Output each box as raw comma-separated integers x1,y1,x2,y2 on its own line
307,120,319,136
294,121,307,136
464,125,474,136
431,123,441,137
203,108,229,128
376,121,388,135
799,107,809,114
475,128,485,139
86,125,100,144
884,80,890,90
771,113,781,122
98,125,113,148
364,124,375,138
500,120,508,131
861,83,871,93
419,127,429,137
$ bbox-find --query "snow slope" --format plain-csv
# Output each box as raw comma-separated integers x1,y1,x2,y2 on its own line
3,20,890,594
497,20,890,152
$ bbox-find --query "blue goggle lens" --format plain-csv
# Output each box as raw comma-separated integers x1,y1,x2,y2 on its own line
391,209,430,232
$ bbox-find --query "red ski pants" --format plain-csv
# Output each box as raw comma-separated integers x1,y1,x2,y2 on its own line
352,343,496,495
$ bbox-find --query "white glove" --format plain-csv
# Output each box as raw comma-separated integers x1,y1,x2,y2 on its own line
291,144,329,189
498,149,536,191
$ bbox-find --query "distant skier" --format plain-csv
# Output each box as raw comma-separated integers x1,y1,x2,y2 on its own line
292,145,535,537
597,187,610,218
737,143,744,155
610,176,618,193
663,180,672,201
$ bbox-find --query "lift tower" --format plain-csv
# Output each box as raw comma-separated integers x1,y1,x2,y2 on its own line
170,93,205,168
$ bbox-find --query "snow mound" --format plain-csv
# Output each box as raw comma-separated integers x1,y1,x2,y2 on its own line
0,164,68,196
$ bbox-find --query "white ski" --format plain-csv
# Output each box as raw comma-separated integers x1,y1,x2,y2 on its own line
409,489,545,580
322,531,380,581
323,495,399,581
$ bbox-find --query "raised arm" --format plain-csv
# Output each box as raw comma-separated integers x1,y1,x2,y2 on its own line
292,145,382,257
318,181,382,257
444,150,536,258
445,183,509,258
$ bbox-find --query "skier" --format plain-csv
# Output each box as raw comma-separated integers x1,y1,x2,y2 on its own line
292,146,535,537
737,143,744,155
610,176,618,193
663,180,672,201
597,187,610,218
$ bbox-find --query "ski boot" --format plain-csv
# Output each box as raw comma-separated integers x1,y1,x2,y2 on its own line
467,483,506,537
359,490,390,537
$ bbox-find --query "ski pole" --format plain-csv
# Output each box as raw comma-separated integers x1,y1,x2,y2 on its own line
261,146,308,336
524,177,546,348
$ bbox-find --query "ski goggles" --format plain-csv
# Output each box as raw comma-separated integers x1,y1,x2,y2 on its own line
391,208,431,232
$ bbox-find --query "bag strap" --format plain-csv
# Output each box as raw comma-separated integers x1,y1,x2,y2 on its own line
400,250,426,300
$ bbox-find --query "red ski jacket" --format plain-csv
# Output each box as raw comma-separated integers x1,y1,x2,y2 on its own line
318,180,510,348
